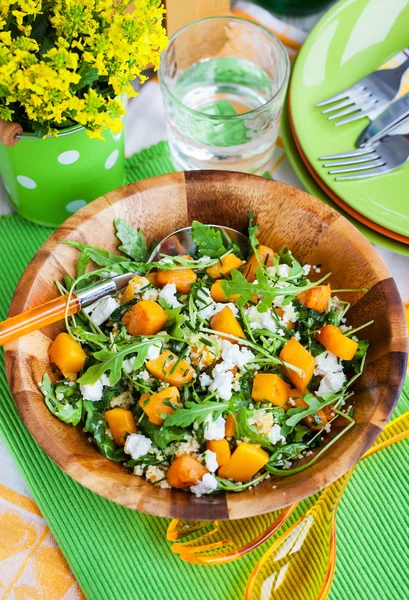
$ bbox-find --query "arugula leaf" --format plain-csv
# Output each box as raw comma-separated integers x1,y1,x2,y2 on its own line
285,393,341,428
77,340,155,386
164,399,236,428
126,454,166,468
77,250,90,278
114,218,148,262
277,248,305,281
221,268,330,312
40,374,82,426
164,307,186,338
138,417,187,450
61,240,138,273
83,401,126,461
266,442,308,469
216,472,268,492
236,407,273,450
191,221,230,258
247,211,259,252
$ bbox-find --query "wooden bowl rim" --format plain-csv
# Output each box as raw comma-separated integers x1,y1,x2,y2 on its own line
5,170,408,520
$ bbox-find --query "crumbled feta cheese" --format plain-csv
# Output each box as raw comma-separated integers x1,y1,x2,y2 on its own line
209,366,234,400
136,369,151,381
221,340,255,370
79,374,109,401
317,371,346,397
84,296,119,326
203,450,219,472
213,302,239,317
175,435,200,457
146,341,162,360
294,331,301,341
145,465,170,489
246,305,277,333
133,465,145,476
277,264,290,278
122,357,135,373
267,423,286,445
109,391,134,409
314,351,343,376
204,415,226,440
142,288,159,302
266,266,276,277
283,460,292,470
158,283,181,308
313,265,321,273
280,302,298,325
190,473,218,496
199,373,212,387
124,433,152,460
302,264,311,275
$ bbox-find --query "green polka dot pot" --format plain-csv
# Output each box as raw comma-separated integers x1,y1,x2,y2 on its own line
0,124,125,227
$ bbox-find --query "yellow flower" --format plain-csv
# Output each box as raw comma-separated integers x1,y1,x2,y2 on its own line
0,0,167,137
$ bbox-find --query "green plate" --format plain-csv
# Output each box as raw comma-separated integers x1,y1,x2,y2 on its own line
281,100,409,257
290,0,409,238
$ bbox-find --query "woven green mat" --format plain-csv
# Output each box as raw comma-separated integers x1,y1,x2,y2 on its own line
0,141,408,600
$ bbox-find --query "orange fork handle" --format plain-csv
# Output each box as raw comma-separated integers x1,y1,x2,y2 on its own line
0,294,81,346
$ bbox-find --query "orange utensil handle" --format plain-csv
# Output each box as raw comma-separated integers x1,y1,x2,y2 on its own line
0,294,81,346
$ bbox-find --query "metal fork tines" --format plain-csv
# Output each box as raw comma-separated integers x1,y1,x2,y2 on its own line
316,55,409,126
319,134,409,180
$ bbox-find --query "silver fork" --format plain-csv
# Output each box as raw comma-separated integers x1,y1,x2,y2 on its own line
316,52,409,126
319,133,409,180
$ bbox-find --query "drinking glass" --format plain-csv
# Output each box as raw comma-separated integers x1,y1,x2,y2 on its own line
158,17,290,174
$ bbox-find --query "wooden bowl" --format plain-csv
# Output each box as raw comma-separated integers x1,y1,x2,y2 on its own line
5,171,407,520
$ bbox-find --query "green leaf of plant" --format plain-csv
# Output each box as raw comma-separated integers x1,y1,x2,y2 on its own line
114,218,148,261
83,401,126,462
61,240,139,273
77,249,90,278
40,374,82,426
164,399,235,428
191,221,229,258
216,472,268,492
78,340,154,386
221,268,330,311
266,442,308,469
138,418,187,451
235,406,273,450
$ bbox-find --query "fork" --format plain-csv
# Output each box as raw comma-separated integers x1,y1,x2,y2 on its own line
319,133,409,180
316,51,409,125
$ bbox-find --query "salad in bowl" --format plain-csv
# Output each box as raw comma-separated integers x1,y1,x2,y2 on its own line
41,216,369,496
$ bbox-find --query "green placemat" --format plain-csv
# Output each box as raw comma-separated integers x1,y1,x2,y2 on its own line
0,141,408,600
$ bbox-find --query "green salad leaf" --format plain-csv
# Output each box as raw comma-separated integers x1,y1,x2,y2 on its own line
61,240,139,274
138,418,187,451
221,268,330,312
164,399,236,428
192,220,237,258
114,218,148,261
266,442,308,469
78,340,156,386
216,472,268,492
83,401,126,461
40,374,82,426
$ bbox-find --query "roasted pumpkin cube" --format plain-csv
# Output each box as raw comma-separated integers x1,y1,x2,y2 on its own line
279,338,314,391
105,408,137,446
251,373,290,406
139,386,181,426
225,413,237,437
207,253,244,279
298,285,331,313
122,300,168,336
166,455,209,489
156,268,197,294
315,325,358,361
210,279,241,303
121,275,149,305
218,442,269,482
210,306,246,341
243,245,276,282
207,439,231,467
48,332,87,377
146,350,195,387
